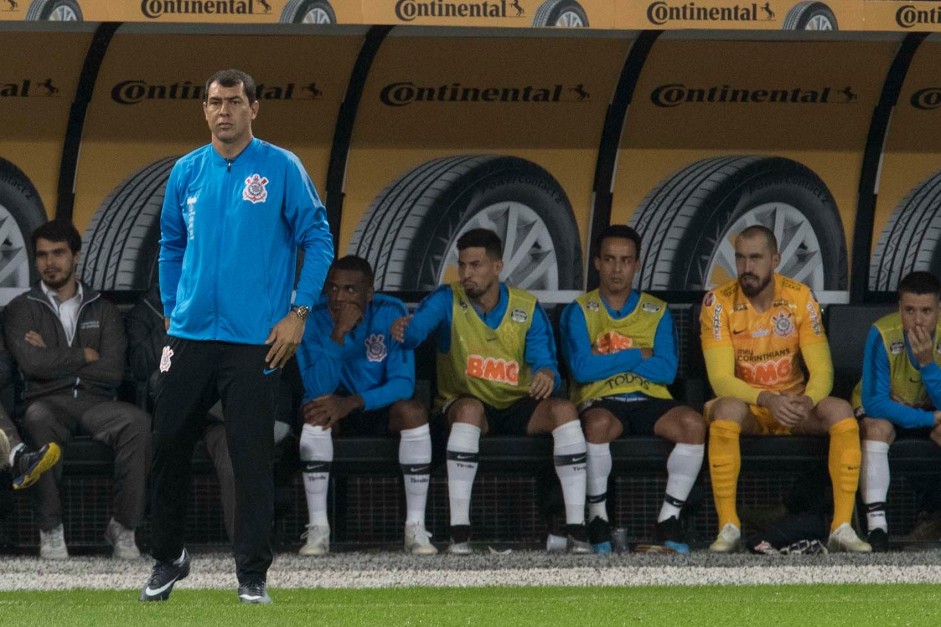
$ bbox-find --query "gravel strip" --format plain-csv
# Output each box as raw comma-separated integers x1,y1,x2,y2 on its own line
5,549,941,590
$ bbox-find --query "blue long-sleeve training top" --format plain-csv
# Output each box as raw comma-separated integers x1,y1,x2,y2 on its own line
401,283,561,389
560,289,678,399
160,137,334,344
861,325,941,429
297,293,415,411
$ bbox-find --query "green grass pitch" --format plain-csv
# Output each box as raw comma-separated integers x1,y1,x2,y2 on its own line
1,585,940,626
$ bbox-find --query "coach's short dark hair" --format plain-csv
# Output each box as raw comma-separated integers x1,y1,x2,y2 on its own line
205,69,256,104
594,224,642,259
899,271,941,299
330,255,375,286
736,225,778,255
31,221,81,255
457,229,503,260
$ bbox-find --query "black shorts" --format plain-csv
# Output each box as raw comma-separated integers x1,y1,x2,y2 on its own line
580,397,683,437
335,407,392,437
438,396,542,436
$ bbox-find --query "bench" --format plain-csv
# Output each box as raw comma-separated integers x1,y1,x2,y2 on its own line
6,302,939,550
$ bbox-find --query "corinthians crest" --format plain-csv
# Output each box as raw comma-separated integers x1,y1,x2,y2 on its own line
243,173,268,204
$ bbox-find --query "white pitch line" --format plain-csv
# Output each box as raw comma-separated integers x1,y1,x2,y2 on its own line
4,559,941,591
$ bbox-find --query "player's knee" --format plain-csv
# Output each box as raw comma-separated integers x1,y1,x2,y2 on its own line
860,417,894,443
581,410,613,443
817,397,854,425
547,398,579,428
449,398,485,428
390,399,428,430
678,409,707,443
710,397,747,423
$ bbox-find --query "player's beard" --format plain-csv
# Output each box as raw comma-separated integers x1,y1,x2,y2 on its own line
739,273,771,298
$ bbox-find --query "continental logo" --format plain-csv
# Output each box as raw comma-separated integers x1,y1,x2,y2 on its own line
0,79,61,98
895,4,941,29
380,82,590,107
395,0,524,22
1,0,20,14
911,88,941,111
651,83,858,108
646,1,776,25
110,80,324,105
140,0,269,19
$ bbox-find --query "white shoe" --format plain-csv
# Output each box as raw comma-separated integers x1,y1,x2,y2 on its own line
828,523,872,553
709,523,742,553
40,524,69,560
299,524,330,556
104,518,140,559
404,522,438,556
447,541,473,555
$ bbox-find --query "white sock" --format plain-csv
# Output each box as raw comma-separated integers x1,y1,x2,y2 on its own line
658,443,705,522
300,424,332,527
399,424,432,525
446,423,480,527
552,421,587,526
9,442,24,468
861,440,891,532
586,442,611,521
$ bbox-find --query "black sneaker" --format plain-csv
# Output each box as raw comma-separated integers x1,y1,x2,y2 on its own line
587,517,612,554
447,524,472,555
654,516,690,555
139,548,191,601
12,443,61,490
867,528,890,553
238,580,272,604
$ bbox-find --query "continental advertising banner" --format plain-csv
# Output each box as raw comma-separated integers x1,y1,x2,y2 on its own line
341,31,630,292
361,0,613,28
616,0,862,31
611,34,897,298
0,0,363,23
5,0,941,31
868,36,941,292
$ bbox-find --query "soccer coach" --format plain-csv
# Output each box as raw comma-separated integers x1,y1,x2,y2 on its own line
141,68,333,605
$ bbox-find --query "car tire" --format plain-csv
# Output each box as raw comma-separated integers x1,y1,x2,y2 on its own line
0,159,47,291
78,156,178,291
782,1,837,30
532,0,589,27
628,155,847,291
869,170,941,292
348,155,583,291
279,0,336,24
25,0,83,21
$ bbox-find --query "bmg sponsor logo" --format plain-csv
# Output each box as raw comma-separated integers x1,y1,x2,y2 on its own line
379,81,591,106
911,87,941,110
646,1,775,25
110,80,324,105
896,4,941,29
394,0,523,22
650,83,858,107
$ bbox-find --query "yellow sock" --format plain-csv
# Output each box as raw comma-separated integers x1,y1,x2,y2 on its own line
829,417,861,531
708,420,741,529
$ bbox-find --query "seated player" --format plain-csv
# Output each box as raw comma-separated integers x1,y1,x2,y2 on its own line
392,228,589,554
700,225,869,553
296,256,436,556
856,271,941,552
561,225,705,554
